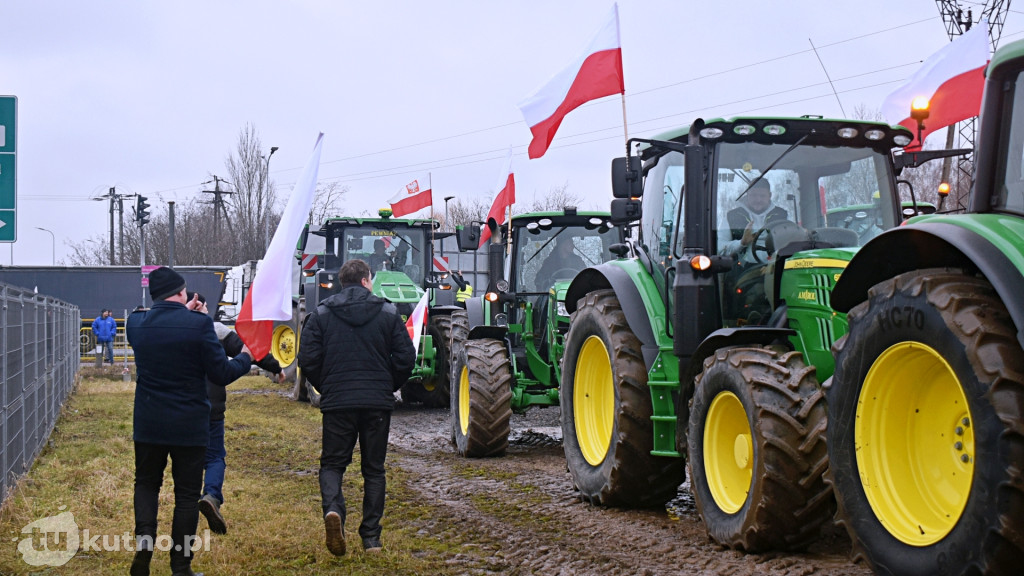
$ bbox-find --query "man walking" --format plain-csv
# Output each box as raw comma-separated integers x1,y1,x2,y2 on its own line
126,267,253,576
92,309,117,365
187,292,285,536
298,259,415,556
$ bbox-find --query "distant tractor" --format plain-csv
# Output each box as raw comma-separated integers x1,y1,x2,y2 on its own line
449,208,621,457
290,211,459,407
560,115,964,551
826,38,1024,576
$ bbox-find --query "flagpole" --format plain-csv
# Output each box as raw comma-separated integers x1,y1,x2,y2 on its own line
429,172,435,263
615,2,629,154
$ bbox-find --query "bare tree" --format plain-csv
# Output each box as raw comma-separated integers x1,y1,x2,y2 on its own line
225,123,278,262
525,181,583,212
308,181,349,224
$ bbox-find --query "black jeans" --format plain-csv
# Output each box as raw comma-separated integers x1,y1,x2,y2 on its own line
320,409,391,540
134,442,206,571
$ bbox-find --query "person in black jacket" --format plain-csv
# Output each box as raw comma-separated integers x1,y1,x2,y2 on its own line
183,293,284,536
126,267,253,576
297,258,416,556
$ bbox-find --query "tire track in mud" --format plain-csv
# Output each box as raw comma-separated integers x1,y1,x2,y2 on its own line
388,404,870,576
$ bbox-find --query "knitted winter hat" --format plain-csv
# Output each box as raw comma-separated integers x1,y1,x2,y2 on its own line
149,267,186,301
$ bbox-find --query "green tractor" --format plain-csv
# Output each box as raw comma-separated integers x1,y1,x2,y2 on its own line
825,39,1024,576
449,208,621,457
560,115,965,551
291,210,460,407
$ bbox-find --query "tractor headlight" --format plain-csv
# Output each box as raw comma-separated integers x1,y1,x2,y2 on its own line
494,313,508,327
556,301,568,317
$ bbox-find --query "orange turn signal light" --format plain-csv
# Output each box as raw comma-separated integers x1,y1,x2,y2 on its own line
689,255,712,271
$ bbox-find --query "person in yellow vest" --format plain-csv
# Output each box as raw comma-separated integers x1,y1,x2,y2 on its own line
454,271,473,303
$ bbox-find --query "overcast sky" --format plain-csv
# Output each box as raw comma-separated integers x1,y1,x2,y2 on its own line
3,0,1022,266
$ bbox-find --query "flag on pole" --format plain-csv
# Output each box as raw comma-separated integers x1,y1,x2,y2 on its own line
881,23,989,149
518,3,624,159
479,147,515,247
236,133,325,360
389,179,432,217
405,290,430,352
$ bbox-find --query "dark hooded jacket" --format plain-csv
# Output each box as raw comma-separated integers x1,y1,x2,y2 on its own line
297,285,416,413
207,322,283,421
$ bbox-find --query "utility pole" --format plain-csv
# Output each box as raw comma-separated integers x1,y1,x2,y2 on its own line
108,187,115,265
202,175,233,241
117,195,124,265
168,201,176,267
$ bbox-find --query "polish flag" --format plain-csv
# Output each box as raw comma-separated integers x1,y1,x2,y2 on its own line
236,133,325,359
389,179,432,217
479,147,515,247
405,290,430,352
518,4,624,159
881,23,989,149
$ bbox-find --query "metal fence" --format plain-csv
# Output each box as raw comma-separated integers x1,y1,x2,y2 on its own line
1,282,80,502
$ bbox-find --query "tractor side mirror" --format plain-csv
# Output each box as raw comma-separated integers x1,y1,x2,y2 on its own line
610,197,642,225
456,222,481,251
612,156,643,199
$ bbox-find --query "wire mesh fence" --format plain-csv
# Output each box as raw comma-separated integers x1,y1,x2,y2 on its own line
1,282,80,503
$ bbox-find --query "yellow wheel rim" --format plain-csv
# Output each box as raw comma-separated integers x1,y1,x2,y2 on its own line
459,365,470,435
574,335,614,466
857,341,973,546
704,391,753,514
272,324,296,366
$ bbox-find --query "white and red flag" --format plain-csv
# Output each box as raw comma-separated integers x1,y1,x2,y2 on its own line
479,147,515,247
518,3,624,159
405,290,430,352
236,133,324,360
881,23,989,149
389,179,432,217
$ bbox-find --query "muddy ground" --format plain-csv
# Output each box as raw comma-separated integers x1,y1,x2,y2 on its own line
387,400,872,576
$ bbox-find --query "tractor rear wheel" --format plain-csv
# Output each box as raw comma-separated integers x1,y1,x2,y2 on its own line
450,338,512,457
560,289,685,508
401,315,455,407
829,269,1024,576
689,346,832,552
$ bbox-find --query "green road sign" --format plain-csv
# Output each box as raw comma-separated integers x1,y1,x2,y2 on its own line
0,96,16,243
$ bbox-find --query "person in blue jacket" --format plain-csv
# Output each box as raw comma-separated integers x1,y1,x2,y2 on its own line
91,309,117,365
126,267,253,576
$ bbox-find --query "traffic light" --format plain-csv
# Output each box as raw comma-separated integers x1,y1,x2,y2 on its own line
136,195,151,226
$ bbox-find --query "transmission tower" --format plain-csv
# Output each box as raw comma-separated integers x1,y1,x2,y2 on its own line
935,0,1011,210
202,175,234,241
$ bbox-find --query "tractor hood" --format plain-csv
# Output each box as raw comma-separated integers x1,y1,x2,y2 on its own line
372,270,425,304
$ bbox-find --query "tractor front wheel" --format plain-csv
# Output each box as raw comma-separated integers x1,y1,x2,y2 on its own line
689,346,832,552
560,289,685,508
450,338,512,457
829,269,1024,576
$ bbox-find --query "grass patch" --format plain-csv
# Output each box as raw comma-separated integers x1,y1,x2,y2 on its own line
0,376,465,575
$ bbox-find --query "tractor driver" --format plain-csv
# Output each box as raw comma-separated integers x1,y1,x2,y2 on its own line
367,239,394,274
535,235,585,290
718,179,789,262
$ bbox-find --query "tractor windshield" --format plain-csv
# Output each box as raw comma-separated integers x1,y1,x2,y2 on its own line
336,225,428,284
514,222,618,293
993,69,1024,214
713,141,899,256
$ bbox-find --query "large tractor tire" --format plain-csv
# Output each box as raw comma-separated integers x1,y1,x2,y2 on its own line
688,346,832,552
448,309,470,366
828,269,1024,576
292,368,321,408
401,315,455,408
450,338,512,457
560,289,685,508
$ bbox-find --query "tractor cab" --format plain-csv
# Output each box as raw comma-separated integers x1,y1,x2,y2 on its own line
623,118,911,334
300,214,442,314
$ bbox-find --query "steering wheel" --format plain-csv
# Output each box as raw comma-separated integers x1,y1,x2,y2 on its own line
747,226,773,264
